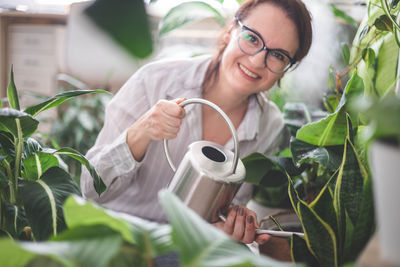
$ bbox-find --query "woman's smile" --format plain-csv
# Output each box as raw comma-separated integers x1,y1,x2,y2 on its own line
238,63,261,80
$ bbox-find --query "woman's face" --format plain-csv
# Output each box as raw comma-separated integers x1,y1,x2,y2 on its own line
220,2,299,96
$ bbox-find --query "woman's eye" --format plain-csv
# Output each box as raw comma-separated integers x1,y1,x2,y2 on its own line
271,51,285,62
243,32,259,45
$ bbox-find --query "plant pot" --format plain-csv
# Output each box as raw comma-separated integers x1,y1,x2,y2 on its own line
257,210,302,262
369,140,400,265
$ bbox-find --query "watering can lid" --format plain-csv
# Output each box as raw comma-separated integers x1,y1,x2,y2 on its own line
188,141,245,183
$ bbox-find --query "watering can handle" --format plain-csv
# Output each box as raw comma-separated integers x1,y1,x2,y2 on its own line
163,98,240,175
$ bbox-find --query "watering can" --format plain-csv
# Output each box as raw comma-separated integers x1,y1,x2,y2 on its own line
163,98,246,223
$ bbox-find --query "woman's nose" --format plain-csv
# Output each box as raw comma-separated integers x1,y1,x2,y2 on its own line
249,50,266,68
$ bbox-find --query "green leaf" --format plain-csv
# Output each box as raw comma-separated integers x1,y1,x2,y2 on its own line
288,175,300,215
341,43,351,64
362,48,376,68
329,4,358,28
0,108,39,137
22,152,59,181
242,152,275,185
290,138,343,171
0,226,123,267
296,106,347,146
159,1,225,36
50,224,124,267
159,190,295,267
343,167,374,262
24,137,42,158
0,131,14,157
7,67,20,110
2,202,28,238
0,238,63,267
63,196,172,257
290,234,319,266
21,167,81,240
299,201,338,267
334,137,366,226
24,90,109,117
374,14,393,31
85,0,152,59
309,184,338,238
53,147,106,196
375,33,399,96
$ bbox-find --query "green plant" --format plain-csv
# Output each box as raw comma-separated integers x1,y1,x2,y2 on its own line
47,83,112,183
0,69,106,241
0,191,301,267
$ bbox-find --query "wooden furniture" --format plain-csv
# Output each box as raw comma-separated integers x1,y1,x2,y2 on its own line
0,11,67,104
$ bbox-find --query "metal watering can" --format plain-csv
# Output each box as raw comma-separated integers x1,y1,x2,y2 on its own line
163,98,246,223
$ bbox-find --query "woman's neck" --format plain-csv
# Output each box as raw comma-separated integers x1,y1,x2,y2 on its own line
202,75,249,115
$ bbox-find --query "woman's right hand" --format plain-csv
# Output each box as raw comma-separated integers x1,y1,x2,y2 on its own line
127,98,186,161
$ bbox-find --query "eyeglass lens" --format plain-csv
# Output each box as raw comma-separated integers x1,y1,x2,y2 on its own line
238,30,291,73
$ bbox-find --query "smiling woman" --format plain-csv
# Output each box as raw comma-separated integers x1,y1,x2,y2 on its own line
80,0,312,264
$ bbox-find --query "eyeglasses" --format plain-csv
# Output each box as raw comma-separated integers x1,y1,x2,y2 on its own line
236,19,295,74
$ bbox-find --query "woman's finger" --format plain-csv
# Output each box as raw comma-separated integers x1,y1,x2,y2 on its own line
223,206,238,235
231,207,246,241
242,214,256,244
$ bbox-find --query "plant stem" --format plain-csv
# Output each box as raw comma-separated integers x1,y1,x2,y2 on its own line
3,159,15,203
13,119,23,202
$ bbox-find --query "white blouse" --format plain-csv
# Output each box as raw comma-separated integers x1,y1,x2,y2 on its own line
80,55,284,223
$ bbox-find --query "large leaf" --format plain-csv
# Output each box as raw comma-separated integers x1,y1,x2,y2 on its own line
53,147,106,196
24,90,109,117
290,234,319,267
343,167,374,262
375,34,399,95
2,202,28,238
242,152,286,186
0,131,14,157
298,201,338,267
21,167,81,240
0,108,39,137
290,138,343,171
159,1,225,36
159,190,296,267
296,105,347,146
22,152,59,181
7,67,20,110
333,138,365,227
85,0,152,59
309,184,338,238
63,196,172,259
0,225,123,267
0,238,64,267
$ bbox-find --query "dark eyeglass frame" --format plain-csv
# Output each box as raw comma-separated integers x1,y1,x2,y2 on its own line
236,19,296,74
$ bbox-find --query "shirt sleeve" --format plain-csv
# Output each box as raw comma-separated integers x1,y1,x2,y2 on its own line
80,70,150,202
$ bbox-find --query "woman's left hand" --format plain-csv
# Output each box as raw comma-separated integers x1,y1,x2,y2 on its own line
214,206,271,245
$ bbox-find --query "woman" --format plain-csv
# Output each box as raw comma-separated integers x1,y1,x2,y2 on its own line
81,0,312,246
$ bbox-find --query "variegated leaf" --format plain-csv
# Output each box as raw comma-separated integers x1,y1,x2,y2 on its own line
21,167,80,240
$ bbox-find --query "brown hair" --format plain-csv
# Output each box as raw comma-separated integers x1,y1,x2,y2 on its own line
203,0,313,90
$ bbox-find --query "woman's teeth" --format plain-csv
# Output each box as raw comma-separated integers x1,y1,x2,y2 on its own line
239,64,259,79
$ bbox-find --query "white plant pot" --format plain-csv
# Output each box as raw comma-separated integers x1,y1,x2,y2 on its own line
370,141,400,265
